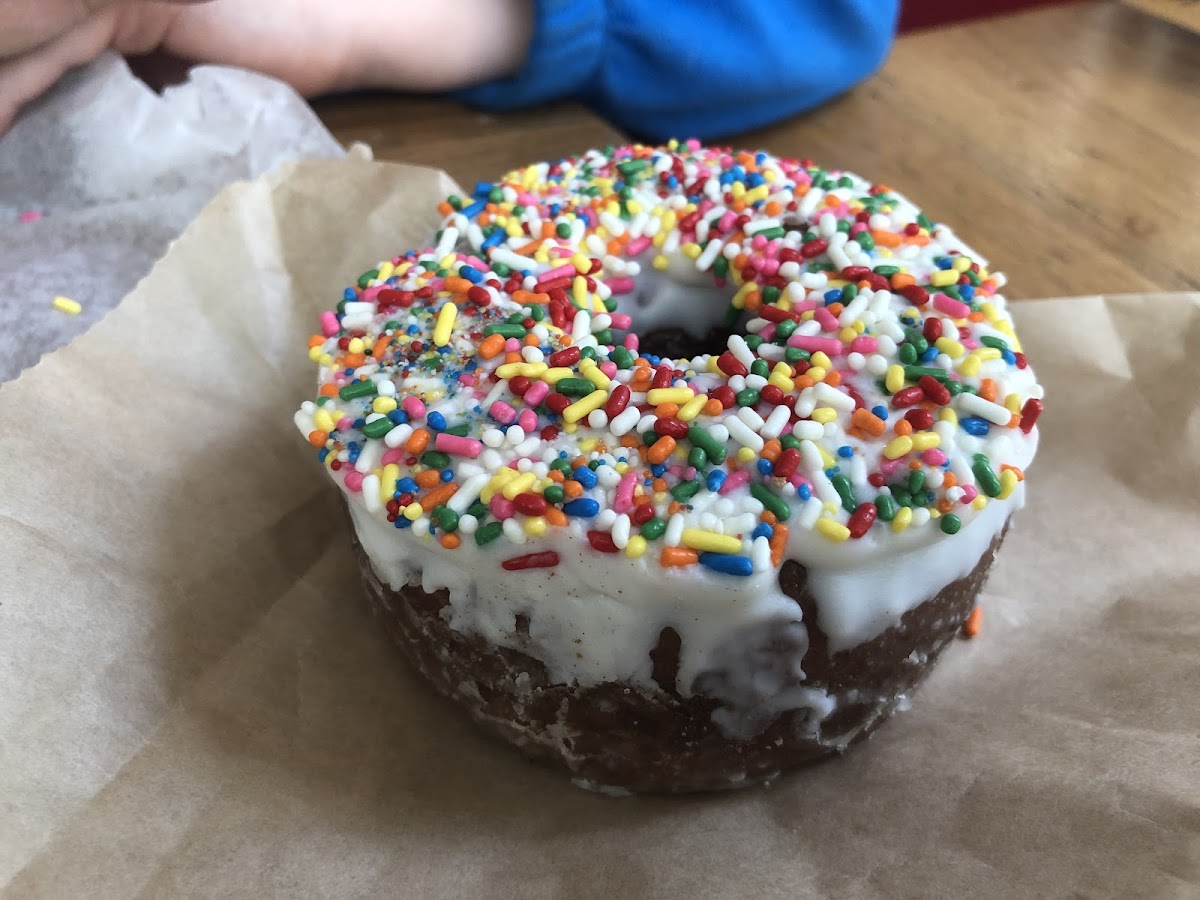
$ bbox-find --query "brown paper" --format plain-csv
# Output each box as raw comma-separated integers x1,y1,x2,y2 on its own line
2,159,1198,899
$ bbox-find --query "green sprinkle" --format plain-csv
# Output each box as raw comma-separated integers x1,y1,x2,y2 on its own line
688,425,727,464
612,347,635,369
761,285,782,305
917,212,933,230
855,231,875,251
592,329,613,346
908,469,926,496
745,334,764,351
785,347,810,364
736,388,761,407
339,380,377,401
641,517,667,540
432,506,459,533
483,323,526,339
475,521,503,546
891,487,913,507
780,434,801,451
467,501,488,520
875,494,897,522
556,378,594,397
940,513,962,535
899,343,919,365
671,480,702,502
444,423,471,437
830,473,857,513
420,451,450,469
556,222,572,238
750,483,791,521
642,430,658,446
972,454,1002,498
841,284,859,302
687,447,708,469
904,365,949,382
543,484,565,504
549,458,573,475
947,380,966,397
776,319,798,340
357,269,379,289
981,335,1009,350
713,256,729,278
361,418,394,439
873,264,901,276
750,359,770,378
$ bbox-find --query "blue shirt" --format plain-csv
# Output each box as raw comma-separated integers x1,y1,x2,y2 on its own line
455,0,900,140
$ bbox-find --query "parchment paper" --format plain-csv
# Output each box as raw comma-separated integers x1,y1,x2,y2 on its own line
1,159,1197,900
0,53,344,383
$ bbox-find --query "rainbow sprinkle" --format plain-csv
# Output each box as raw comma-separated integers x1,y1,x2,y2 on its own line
296,142,1043,577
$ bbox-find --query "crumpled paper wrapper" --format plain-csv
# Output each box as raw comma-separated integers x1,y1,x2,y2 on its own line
2,159,1198,899
0,52,344,383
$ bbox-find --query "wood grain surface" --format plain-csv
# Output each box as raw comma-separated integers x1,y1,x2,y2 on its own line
315,1,1200,298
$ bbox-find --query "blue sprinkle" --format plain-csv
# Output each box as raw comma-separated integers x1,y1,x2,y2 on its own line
825,466,840,478
426,411,447,431
757,459,773,476
343,288,356,301
459,266,484,283
937,257,954,270
472,181,493,197
797,483,813,501
461,200,486,219
959,284,975,301
650,463,667,478
440,469,454,483
563,498,600,517
666,176,678,189
871,405,888,420
397,478,419,494
347,449,360,463
837,445,854,459
746,172,765,188
387,410,409,425
960,416,991,436
751,522,774,541
352,419,366,430
317,448,329,463
406,325,420,335
707,469,728,492
920,347,939,362
573,466,598,489
824,289,843,303
481,230,505,250
394,516,413,529
1001,349,1016,365
699,553,754,577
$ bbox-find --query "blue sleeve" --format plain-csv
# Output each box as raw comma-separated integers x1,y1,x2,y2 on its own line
453,0,899,141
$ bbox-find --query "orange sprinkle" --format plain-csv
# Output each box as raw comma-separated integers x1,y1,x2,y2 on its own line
942,472,957,488
968,311,986,323
647,436,677,464
889,272,916,290
894,419,913,436
343,353,365,369
655,402,680,418
405,429,430,454
794,375,815,391
979,378,998,402
962,606,982,638
371,336,390,359
620,435,641,449
1000,464,1026,481
826,301,844,316
443,276,472,294
318,384,338,399
308,334,325,349
761,439,782,462
851,407,886,437
420,482,457,510
909,459,922,470
769,524,789,567
667,501,685,516
540,221,555,239
307,430,328,448
514,239,541,255
703,399,724,416
824,370,842,387
440,533,461,550
436,202,454,216
547,469,565,483
478,334,506,359
503,351,523,364
660,547,699,568
871,230,902,248
524,334,540,346
652,477,668,493
415,469,442,489
545,507,568,527
937,499,953,514
563,481,584,499
513,290,550,305
760,510,778,526
764,201,782,216
744,291,762,312
730,200,746,214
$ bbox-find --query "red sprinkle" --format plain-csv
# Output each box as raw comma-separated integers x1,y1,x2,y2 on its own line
376,288,415,308
800,238,828,258
651,365,673,389
605,384,631,417
545,392,571,414
922,317,942,342
901,284,930,307
631,503,654,525
502,551,560,571
513,492,548,516
717,351,749,377
891,386,925,408
710,385,736,409
847,502,878,539
904,408,934,430
466,285,491,306
760,384,786,406
654,417,688,439
1019,398,1043,433
919,375,951,405
549,346,581,367
587,531,619,553
773,448,800,479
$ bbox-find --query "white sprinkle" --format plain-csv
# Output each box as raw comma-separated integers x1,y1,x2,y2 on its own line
760,405,792,440
502,518,527,545
449,473,491,513
752,536,772,573
587,409,609,429
433,226,459,260
814,382,855,411
728,334,755,368
612,514,631,549
792,420,824,441
505,425,526,445
957,392,1013,425
355,439,382,474
595,509,617,529
458,514,478,535
796,497,824,529
696,238,724,272
725,416,764,451
383,423,414,449
362,475,382,513
664,514,685,547
610,407,641,436
737,406,765,430
481,428,505,448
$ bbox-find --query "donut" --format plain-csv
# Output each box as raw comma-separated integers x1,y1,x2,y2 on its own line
295,141,1043,793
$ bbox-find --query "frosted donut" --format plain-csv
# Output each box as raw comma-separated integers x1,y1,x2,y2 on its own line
296,141,1043,793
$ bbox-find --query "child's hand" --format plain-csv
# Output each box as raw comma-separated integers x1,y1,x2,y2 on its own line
1,0,531,132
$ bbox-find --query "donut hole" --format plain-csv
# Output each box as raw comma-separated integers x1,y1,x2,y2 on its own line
611,266,743,362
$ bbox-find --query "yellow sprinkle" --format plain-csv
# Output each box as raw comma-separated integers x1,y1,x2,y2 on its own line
811,406,837,424
957,354,982,378
313,409,336,433
615,461,630,475
563,390,608,424
998,469,1019,500
952,256,973,273
381,463,400,501
51,295,82,316
979,301,1000,322
571,254,591,273
731,182,746,199
939,408,958,424
572,276,588,307
625,535,648,559
506,221,523,237
652,254,669,270
538,367,572,384
810,350,833,369
678,394,708,421
768,372,794,392
974,347,1002,361
972,495,989,511
815,518,851,542
705,356,721,374
661,211,677,231
736,446,757,465
853,320,866,334
838,326,857,343
347,337,365,354
647,387,693,405
910,432,940,452
438,254,457,270
1004,392,1022,414
681,242,703,260
403,503,423,522
496,362,548,379
577,438,599,453
929,269,958,287
372,396,398,414
891,506,913,533
308,346,324,362
433,303,457,347
732,282,756,309
681,528,742,555
523,516,548,537
934,337,965,358
626,200,642,215
580,361,611,390
884,435,914,459
480,468,516,502
318,353,334,367
502,472,537,500
376,262,395,281
806,366,827,382
885,364,905,393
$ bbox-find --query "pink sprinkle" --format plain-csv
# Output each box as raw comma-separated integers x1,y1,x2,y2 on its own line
518,409,537,432
504,337,521,352
682,466,697,480
624,334,639,351
790,300,819,315
458,374,476,386
759,324,777,342
607,277,636,295
849,336,879,354
609,313,633,329
787,334,844,356
598,361,617,378
489,401,517,424
933,294,971,319
667,464,685,477
336,416,354,432
523,381,550,406
761,259,780,276
879,458,904,479
922,449,947,466
625,237,651,256
343,472,364,492
614,472,638,513
849,222,868,235
517,192,537,206
435,433,483,458
698,199,715,214
382,449,406,465
765,240,781,258
719,470,751,495
18,210,42,222
814,307,839,332
466,255,487,270
320,311,340,337
538,263,576,283
360,285,382,302
750,234,767,251
490,496,515,520
789,474,809,490
961,338,980,350
402,396,426,418
960,485,979,503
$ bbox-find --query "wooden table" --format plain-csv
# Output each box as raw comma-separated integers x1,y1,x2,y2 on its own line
315,1,1200,298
